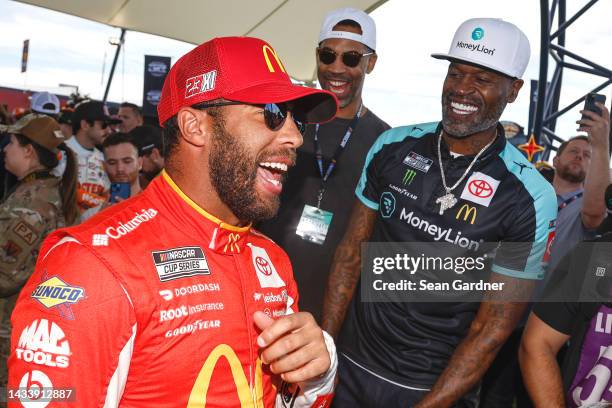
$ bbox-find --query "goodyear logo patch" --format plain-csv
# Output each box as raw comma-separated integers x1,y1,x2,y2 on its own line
31,276,85,309
152,246,210,282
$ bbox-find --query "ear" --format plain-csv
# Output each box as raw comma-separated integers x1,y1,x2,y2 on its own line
23,143,37,160
506,79,524,103
80,119,91,130
137,156,143,171
366,53,377,74
103,161,111,174
552,155,559,168
177,107,213,148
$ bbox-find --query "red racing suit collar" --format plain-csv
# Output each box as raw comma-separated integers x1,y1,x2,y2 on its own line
156,170,250,255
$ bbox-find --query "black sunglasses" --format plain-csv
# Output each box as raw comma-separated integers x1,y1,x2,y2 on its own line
193,102,306,134
317,47,374,68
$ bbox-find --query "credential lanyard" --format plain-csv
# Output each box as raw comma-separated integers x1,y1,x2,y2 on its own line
558,191,583,212
313,104,363,207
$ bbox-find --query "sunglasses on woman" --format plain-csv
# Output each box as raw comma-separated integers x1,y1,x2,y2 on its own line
193,102,306,134
317,47,374,68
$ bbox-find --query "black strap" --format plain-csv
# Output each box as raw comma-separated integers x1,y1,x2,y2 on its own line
313,105,362,183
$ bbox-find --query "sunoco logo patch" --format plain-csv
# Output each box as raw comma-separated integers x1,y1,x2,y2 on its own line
152,246,210,282
31,276,85,309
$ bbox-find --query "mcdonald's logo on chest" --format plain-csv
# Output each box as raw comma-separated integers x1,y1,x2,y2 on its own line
455,204,477,225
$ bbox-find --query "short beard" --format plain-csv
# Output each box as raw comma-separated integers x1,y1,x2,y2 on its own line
208,112,280,224
557,164,586,183
441,93,507,138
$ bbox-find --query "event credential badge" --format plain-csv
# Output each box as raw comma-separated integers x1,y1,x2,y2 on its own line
296,204,333,245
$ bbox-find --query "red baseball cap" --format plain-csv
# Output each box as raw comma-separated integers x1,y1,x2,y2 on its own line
158,36,338,127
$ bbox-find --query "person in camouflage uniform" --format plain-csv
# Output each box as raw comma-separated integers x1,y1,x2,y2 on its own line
0,114,78,391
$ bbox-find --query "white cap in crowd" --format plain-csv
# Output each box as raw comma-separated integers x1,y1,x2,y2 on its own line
319,7,377,51
432,18,530,79
30,91,61,115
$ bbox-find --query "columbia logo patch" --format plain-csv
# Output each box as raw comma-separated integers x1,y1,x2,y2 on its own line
151,246,210,282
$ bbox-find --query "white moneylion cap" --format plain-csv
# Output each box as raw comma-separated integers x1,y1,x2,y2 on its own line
431,18,530,79
319,7,376,51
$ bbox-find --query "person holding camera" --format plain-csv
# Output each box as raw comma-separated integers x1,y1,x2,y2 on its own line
547,99,610,275
102,132,143,206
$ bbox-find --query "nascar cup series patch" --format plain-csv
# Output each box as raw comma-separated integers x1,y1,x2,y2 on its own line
151,246,210,282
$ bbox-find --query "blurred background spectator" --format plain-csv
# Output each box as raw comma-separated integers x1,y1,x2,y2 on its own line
130,125,164,188
117,102,143,133
57,109,74,139
102,132,142,204
30,91,60,118
66,100,119,220
0,114,78,387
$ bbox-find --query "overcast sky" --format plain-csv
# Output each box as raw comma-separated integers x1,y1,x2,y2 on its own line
1,0,611,146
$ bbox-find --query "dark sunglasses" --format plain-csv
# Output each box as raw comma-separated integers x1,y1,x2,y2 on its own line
317,47,374,68
193,102,306,134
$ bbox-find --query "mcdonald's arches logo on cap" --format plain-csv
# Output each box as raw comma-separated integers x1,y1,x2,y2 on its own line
262,45,286,73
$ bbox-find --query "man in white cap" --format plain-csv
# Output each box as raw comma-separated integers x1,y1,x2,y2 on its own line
322,18,557,407
258,7,389,322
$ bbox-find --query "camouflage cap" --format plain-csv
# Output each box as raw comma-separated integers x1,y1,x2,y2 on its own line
0,113,64,153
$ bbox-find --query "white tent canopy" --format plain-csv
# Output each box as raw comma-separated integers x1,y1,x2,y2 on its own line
14,0,387,82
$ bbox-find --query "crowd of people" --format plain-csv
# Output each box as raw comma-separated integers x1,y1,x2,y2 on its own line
0,8,610,408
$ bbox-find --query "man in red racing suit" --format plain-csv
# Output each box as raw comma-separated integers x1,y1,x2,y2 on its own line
8,36,339,407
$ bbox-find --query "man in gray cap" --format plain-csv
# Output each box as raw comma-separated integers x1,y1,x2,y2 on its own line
258,7,389,322
323,18,557,407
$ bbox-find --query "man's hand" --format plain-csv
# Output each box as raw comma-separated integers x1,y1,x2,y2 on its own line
577,102,610,147
253,311,331,383
577,102,610,229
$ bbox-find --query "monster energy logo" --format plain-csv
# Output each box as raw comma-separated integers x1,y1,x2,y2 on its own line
403,169,417,185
